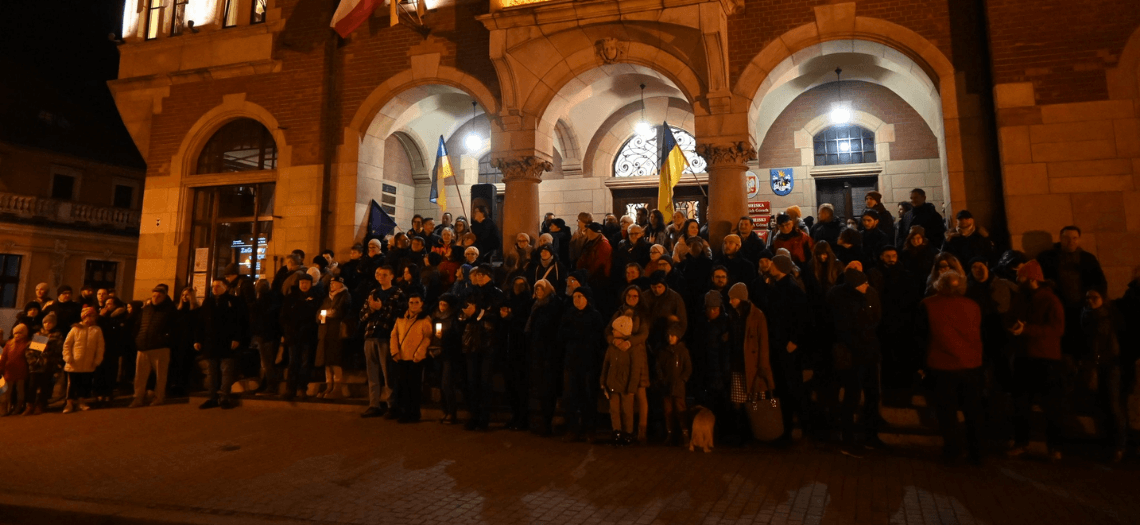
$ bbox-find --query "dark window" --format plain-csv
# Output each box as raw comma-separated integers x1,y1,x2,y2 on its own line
478,154,503,184
223,0,240,27
251,0,268,24
145,0,163,40
84,260,118,291
52,174,75,200
196,119,277,174
813,125,876,166
113,185,134,209
171,0,188,36
0,254,20,308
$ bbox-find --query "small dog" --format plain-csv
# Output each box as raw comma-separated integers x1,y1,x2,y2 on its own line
689,406,715,453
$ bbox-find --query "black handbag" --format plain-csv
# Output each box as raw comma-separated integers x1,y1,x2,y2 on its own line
747,390,784,442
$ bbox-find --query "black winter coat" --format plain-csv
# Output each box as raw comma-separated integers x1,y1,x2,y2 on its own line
135,298,176,352
558,304,606,372
196,294,245,359
897,202,945,249
827,284,882,366
280,291,320,347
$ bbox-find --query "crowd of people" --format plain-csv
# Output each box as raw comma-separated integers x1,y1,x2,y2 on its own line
2,191,1136,465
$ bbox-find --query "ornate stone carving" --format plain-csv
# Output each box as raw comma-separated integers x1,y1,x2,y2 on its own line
50,240,69,288
491,156,552,182
695,142,757,167
595,38,629,64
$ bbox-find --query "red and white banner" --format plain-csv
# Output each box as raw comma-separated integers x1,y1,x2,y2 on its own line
331,0,378,38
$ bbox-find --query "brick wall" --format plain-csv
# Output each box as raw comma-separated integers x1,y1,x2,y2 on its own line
987,0,1140,105
756,81,938,168
726,0,956,85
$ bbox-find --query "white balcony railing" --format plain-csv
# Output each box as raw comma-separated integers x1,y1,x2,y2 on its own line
0,192,141,230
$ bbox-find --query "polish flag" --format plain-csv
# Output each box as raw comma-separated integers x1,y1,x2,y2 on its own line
331,0,378,38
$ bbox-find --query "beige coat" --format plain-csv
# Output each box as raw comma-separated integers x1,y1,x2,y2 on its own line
63,324,105,373
390,313,432,362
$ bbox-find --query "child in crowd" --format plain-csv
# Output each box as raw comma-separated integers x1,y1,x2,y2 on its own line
62,307,105,414
24,313,64,415
0,323,30,416
657,323,693,446
601,316,644,445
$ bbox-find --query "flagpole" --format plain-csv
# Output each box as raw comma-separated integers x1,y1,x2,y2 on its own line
450,165,470,220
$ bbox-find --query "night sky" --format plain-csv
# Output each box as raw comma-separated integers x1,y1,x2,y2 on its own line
0,0,128,121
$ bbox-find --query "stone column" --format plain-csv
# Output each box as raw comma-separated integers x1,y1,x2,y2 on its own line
491,156,552,254
696,141,756,254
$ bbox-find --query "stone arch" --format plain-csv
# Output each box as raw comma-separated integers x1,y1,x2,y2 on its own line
1108,25,1140,99
554,118,582,175
345,66,501,143
586,97,696,178
172,94,291,180
732,8,969,215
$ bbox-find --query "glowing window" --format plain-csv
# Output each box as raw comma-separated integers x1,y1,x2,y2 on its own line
612,126,706,178
813,125,875,166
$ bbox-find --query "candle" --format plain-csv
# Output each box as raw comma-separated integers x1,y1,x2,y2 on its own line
320,309,327,324
435,322,443,338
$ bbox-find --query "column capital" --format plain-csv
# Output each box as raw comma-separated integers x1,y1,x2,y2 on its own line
695,141,756,168
491,156,552,182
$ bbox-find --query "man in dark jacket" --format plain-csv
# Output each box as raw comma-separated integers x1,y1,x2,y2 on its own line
766,254,810,441
43,285,82,331
944,210,995,266
827,268,883,456
896,188,945,249
1036,225,1107,358
548,218,572,265
470,205,501,263
197,278,245,409
130,284,176,407
862,191,895,242
867,245,920,389
222,263,256,308
859,211,890,266
736,216,767,267
280,274,321,401
715,234,757,288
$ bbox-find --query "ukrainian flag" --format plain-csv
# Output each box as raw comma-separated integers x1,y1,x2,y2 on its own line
429,136,454,210
657,122,689,216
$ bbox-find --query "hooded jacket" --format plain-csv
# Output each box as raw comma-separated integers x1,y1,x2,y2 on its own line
63,323,105,373
558,288,606,372
390,310,432,362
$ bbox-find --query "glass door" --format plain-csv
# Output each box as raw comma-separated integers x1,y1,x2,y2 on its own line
189,183,276,292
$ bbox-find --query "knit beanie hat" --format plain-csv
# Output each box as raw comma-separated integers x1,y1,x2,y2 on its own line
844,268,868,288
666,322,685,338
728,282,749,302
57,285,73,295
704,290,723,309
648,270,667,286
772,254,795,275
612,316,633,338
1017,259,1045,282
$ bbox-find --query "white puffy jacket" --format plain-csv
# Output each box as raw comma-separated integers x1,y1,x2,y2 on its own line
63,324,105,373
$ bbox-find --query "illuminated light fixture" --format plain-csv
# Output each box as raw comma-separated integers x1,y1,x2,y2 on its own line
464,101,483,153
829,67,851,124
635,83,653,138
838,141,851,152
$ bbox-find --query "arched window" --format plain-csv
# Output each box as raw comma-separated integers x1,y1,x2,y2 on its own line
196,118,277,174
478,153,503,184
813,125,875,166
613,126,706,178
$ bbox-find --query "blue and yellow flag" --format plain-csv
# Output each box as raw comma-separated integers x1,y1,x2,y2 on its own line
657,122,689,216
429,136,454,210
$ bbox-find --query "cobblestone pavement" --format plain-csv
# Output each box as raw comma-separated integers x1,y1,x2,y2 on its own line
0,403,1136,525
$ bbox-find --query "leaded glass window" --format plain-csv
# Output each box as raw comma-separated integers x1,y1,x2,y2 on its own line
613,126,707,178
813,125,876,166
196,119,278,174
478,154,503,184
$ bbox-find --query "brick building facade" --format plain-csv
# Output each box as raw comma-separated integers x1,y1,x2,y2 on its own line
110,0,1140,298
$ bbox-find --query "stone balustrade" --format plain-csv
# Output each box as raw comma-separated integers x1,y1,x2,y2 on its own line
0,191,140,230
